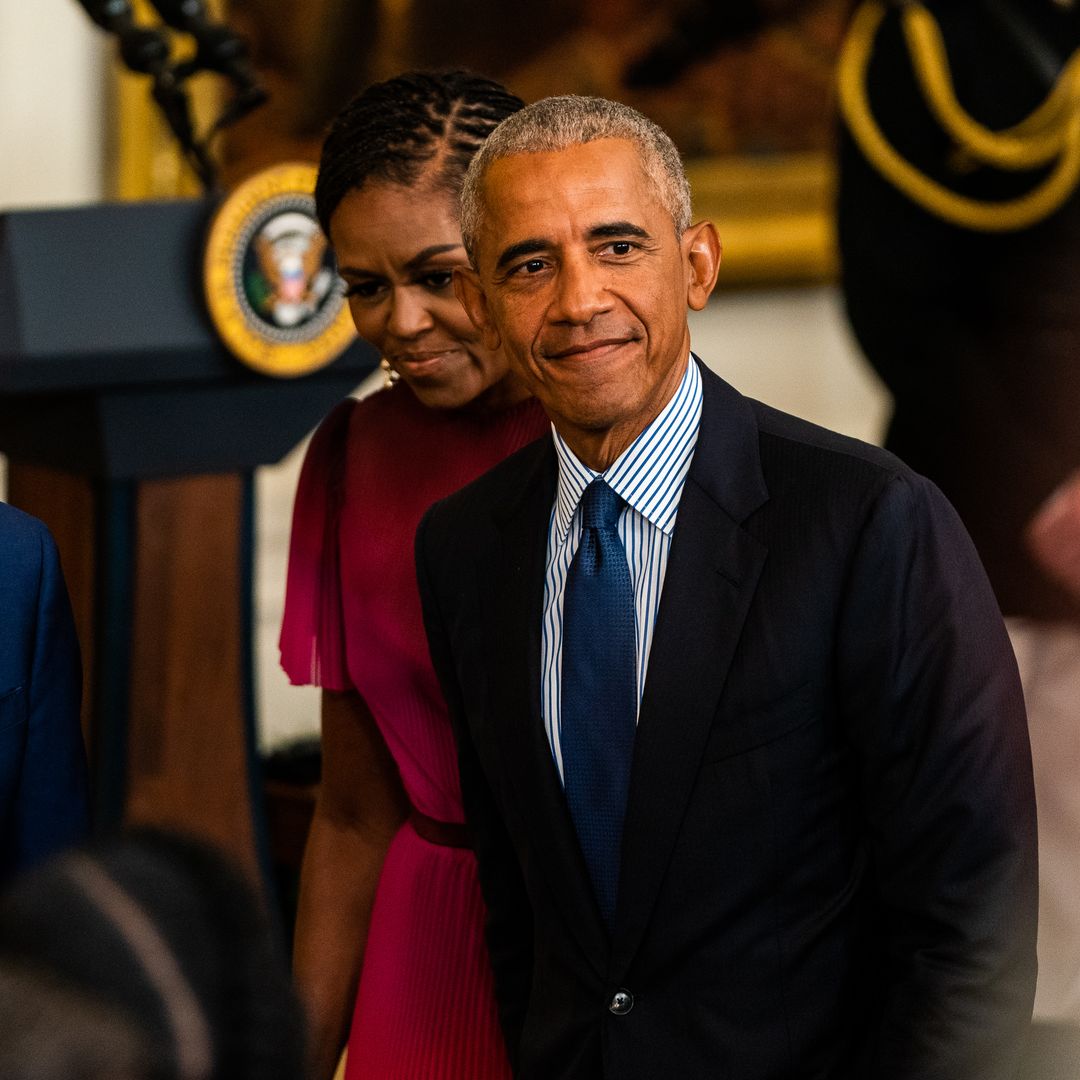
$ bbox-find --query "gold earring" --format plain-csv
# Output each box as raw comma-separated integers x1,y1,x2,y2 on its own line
380,358,401,388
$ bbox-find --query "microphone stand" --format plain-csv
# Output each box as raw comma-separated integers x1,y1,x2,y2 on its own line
74,0,268,194
147,0,269,151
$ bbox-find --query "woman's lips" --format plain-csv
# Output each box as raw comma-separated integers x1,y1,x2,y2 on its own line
392,349,462,376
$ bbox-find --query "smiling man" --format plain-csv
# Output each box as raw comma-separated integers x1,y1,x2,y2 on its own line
415,96,1037,1080
456,133,711,471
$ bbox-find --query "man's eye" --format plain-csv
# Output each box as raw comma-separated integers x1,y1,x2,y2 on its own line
504,256,549,280
609,241,633,255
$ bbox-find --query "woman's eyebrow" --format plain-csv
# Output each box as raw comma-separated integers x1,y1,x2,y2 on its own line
404,243,464,271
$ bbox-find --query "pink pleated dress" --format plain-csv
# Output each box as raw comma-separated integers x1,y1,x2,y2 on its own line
280,384,548,1080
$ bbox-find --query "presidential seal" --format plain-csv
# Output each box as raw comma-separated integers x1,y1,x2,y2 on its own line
204,162,355,377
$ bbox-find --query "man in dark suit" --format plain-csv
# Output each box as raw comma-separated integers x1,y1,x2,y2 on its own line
0,502,89,880
416,95,1037,1079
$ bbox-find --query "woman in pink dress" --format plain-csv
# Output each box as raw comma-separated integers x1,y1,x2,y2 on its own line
279,72,549,1080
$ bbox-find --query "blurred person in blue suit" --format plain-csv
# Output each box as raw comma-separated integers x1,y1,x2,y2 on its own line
0,502,90,879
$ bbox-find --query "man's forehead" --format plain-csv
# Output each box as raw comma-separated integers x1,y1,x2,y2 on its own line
483,137,646,197
475,138,664,247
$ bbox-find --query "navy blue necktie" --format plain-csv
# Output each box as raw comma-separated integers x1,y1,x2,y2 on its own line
561,478,637,926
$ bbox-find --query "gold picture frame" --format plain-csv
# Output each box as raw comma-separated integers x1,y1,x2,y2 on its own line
223,0,846,288
687,151,837,288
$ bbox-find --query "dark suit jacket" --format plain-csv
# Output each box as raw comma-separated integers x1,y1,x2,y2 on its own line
0,503,89,880
416,361,1037,1080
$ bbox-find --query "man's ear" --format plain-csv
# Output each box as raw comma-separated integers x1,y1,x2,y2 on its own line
683,220,722,312
454,266,502,351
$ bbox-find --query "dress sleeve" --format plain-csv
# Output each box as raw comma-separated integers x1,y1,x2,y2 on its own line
279,398,356,691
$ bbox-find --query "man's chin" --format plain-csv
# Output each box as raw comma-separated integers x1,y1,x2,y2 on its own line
552,397,640,438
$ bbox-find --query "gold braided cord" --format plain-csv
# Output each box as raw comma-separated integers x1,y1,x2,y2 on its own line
904,2,1080,168
837,0,1080,231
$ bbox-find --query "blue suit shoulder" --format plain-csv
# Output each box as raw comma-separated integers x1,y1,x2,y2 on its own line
0,502,89,879
0,503,55,676
0,501,52,572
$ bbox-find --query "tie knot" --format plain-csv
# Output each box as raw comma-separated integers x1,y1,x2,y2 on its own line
580,479,623,531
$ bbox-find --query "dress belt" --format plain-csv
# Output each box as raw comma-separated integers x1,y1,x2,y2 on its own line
408,808,472,849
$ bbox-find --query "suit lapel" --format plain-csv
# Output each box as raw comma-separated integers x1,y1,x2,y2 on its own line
484,440,609,971
612,363,769,976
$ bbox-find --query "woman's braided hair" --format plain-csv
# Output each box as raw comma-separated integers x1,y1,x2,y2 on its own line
314,70,525,235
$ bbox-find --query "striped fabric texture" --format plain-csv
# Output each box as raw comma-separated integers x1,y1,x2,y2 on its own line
541,356,703,781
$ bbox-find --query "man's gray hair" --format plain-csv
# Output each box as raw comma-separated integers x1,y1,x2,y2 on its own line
459,95,693,259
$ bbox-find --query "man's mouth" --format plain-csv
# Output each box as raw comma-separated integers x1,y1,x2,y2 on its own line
545,338,633,361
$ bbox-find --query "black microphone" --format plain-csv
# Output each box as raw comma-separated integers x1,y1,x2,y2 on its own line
75,0,171,76
75,0,136,33
144,0,210,28
146,0,268,122
74,0,217,190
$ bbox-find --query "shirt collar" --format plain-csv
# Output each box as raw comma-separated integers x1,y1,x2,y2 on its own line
552,355,703,541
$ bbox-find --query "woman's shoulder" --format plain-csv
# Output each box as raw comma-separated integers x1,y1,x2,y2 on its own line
301,386,410,462
304,387,547,483
348,384,439,439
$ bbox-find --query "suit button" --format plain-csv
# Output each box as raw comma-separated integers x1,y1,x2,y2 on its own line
608,989,634,1015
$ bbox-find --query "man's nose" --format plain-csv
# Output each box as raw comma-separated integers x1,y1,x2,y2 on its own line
386,286,434,339
551,253,612,325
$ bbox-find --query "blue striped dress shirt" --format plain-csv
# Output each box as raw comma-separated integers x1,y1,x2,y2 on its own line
541,356,704,781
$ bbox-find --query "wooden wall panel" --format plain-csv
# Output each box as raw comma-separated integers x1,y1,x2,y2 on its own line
125,473,259,879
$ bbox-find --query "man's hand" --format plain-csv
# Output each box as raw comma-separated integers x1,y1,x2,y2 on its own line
1026,471,1080,602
